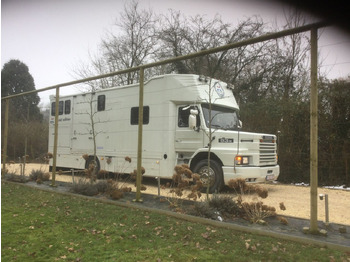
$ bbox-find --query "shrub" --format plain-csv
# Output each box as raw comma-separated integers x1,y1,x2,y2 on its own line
71,177,134,199
42,172,50,181
94,180,110,193
254,185,268,199
171,164,203,199
237,199,277,223
98,169,109,179
191,202,218,219
130,167,147,191
130,167,146,180
228,178,268,197
84,163,97,183
70,179,99,196
278,216,289,225
29,169,50,182
121,187,132,192
45,152,53,163
208,195,242,217
46,152,53,158
279,202,286,211
110,189,124,200
227,179,278,223
191,194,243,221
4,173,29,183
228,178,251,193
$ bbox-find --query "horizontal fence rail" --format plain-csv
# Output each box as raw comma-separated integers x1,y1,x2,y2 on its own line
1,21,328,101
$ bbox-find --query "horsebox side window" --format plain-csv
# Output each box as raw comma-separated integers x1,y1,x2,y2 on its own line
51,101,64,116
130,106,149,125
51,102,55,116
64,100,71,114
97,95,105,111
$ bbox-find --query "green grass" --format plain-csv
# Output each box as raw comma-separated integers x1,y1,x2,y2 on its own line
2,181,349,262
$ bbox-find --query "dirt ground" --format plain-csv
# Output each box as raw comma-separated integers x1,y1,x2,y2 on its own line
5,163,350,225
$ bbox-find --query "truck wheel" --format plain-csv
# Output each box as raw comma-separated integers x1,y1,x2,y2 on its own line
85,156,100,173
193,159,223,193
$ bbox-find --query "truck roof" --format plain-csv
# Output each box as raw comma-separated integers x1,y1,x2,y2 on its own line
49,74,239,110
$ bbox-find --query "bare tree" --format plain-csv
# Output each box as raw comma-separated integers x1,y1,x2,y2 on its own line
157,11,269,81
274,9,311,101
73,1,158,89
101,0,158,86
74,92,109,182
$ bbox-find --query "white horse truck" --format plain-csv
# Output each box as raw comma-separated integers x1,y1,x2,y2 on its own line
48,74,279,192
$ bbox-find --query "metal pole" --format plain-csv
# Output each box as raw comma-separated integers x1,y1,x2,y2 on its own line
135,67,144,202
310,27,319,233
157,177,161,197
324,194,329,225
51,87,60,187
2,99,9,173
23,103,30,176
155,177,161,197
71,169,75,185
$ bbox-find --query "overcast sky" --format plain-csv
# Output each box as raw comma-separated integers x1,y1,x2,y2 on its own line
2,0,350,106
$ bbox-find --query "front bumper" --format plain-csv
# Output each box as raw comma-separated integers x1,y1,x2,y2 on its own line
222,165,280,184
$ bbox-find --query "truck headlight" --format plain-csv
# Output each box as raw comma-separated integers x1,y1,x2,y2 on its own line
235,156,249,165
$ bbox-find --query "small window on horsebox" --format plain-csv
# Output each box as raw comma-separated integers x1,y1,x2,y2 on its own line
59,101,64,115
51,101,64,116
51,102,55,116
97,95,105,111
130,106,149,125
64,100,71,114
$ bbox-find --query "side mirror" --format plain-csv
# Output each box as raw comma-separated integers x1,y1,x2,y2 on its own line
189,109,198,130
238,120,243,129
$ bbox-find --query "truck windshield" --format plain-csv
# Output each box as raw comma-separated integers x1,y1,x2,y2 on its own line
201,103,240,130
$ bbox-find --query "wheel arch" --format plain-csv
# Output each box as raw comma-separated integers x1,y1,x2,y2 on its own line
190,151,223,171
85,155,101,171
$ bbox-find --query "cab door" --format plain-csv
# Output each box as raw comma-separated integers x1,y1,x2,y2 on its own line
175,105,204,152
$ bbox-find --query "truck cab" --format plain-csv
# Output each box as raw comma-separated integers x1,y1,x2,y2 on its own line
172,77,279,193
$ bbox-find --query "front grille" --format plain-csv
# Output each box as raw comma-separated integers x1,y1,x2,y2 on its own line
259,137,277,164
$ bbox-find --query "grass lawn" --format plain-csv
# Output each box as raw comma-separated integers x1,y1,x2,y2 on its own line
2,181,349,261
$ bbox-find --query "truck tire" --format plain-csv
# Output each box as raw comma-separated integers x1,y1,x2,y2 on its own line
85,156,100,173
193,159,223,193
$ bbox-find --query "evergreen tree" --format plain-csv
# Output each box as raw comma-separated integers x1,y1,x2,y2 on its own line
2,59,45,161
1,59,42,122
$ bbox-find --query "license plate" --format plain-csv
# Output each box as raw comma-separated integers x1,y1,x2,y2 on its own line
266,175,275,181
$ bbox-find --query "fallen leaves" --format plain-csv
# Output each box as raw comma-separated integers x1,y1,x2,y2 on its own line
154,226,163,236
244,239,260,252
201,232,210,240
272,245,279,252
